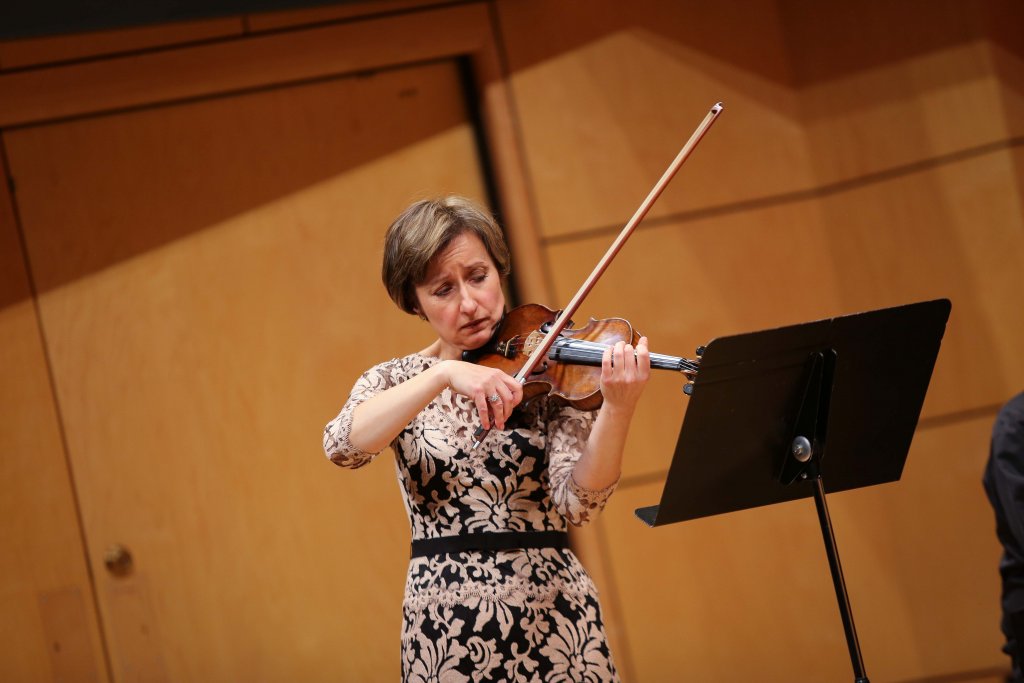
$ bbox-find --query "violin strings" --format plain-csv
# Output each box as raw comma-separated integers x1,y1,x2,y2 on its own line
507,334,698,372
548,339,699,372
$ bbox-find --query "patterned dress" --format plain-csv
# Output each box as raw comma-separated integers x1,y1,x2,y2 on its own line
324,353,620,682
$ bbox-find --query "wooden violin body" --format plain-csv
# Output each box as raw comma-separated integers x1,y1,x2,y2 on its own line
463,303,699,411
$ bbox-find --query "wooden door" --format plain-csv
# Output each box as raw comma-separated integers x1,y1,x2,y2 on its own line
6,59,487,681
0,155,110,683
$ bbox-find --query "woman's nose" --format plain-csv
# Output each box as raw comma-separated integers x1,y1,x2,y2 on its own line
459,286,478,314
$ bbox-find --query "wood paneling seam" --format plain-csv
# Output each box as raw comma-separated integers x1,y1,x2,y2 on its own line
0,54,456,133
543,135,1024,247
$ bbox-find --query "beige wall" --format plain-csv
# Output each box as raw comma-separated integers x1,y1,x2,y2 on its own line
498,1,1024,681
1,1,1022,681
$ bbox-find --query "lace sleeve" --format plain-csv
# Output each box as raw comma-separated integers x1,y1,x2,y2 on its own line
323,359,402,468
546,403,618,526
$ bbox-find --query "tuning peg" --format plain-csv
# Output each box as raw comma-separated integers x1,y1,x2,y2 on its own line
695,345,706,357
683,382,694,396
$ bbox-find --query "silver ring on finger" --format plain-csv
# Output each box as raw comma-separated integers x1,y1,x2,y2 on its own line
487,394,501,403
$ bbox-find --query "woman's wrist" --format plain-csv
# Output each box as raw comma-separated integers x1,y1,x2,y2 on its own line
434,360,453,392
598,400,636,423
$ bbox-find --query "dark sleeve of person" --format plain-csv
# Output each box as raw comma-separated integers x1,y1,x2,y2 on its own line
988,393,1024,551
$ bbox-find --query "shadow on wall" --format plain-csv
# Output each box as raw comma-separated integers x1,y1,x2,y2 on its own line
1,65,468,303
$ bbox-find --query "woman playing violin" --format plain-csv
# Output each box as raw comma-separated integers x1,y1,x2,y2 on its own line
323,195,651,682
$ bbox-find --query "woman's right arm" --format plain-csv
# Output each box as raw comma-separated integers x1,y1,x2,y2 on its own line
324,359,523,467
346,362,451,454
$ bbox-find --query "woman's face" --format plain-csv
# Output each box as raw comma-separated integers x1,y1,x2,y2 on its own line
414,231,505,358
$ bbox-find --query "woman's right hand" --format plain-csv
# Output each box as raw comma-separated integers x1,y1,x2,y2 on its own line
441,360,523,430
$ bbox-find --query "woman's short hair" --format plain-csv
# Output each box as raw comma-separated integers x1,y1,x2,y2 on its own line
382,196,511,315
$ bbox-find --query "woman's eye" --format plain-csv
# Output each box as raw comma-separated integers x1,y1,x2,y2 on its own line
434,285,452,297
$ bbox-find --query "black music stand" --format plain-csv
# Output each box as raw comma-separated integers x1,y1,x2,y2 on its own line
636,299,952,683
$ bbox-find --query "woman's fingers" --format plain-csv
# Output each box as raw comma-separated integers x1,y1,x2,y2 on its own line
602,340,632,382
500,373,524,407
474,392,492,430
445,360,527,431
614,341,628,379
608,341,636,379
623,342,637,380
489,382,514,429
636,336,651,379
599,337,652,409
497,376,526,428
485,373,524,430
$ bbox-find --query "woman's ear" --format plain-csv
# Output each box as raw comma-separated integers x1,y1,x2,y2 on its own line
413,308,427,321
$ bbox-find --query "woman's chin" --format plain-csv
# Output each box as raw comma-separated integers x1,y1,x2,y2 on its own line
459,328,493,351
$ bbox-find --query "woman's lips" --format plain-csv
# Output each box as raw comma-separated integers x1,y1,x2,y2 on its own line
462,317,490,331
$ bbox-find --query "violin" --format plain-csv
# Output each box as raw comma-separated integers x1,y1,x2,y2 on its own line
470,102,724,447
463,303,699,411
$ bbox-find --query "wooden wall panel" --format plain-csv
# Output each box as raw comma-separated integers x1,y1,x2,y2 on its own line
9,57,472,293
0,3,488,128
497,0,811,241
8,60,486,681
812,149,1024,417
0,0,549,320
830,414,1004,680
246,0,442,31
0,157,108,680
0,153,30,309
779,0,984,86
500,1,1024,681
0,17,244,70
792,37,1012,186
991,42,1024,138
597,413,1004,682
985,0,1024,64
547,144,1024,476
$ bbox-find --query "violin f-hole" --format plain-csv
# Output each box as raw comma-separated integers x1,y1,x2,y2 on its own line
541,318,573,333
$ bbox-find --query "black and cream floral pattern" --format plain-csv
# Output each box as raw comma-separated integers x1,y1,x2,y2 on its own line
325,353,619,682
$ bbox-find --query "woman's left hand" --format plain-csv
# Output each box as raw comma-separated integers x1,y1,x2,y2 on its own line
599,336,651,413
570,336,650,490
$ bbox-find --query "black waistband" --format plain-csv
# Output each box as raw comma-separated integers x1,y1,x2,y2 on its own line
410,530,569,559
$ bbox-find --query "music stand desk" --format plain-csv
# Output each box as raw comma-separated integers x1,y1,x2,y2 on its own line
637,299,952,682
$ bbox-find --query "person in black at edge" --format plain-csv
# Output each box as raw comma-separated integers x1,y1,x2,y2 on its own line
984,391,1024,683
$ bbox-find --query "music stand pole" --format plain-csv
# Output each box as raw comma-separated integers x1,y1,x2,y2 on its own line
782,346,869,681
811,475,868,682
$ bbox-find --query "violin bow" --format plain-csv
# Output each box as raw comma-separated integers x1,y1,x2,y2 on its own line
472,102,724,449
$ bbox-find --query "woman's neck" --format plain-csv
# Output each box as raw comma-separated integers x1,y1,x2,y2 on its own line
420,338,462,361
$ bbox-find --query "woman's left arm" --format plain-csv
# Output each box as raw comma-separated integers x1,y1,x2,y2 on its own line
572,337,650,490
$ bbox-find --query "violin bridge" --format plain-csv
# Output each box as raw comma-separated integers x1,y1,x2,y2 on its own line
524,331,546,357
